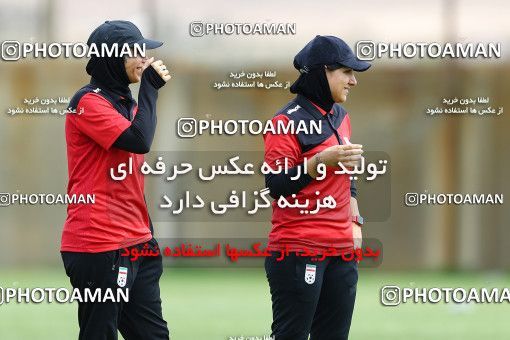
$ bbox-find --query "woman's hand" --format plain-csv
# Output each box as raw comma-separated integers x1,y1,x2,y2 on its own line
352,223,362,250
306,144,363,179
150,59,172,82
317,144,363,168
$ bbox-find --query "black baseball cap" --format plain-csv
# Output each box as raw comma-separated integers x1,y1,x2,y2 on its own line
294,35,370,73
87,20,163,49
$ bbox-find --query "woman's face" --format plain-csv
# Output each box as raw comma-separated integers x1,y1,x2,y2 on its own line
124,55,149,83
325,67,357,103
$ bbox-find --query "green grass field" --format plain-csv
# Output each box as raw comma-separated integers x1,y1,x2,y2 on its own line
0,268,509,339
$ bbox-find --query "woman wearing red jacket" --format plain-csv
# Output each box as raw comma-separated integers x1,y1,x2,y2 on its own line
264,35,370,340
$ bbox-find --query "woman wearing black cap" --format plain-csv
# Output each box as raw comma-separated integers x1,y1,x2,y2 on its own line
263,35,371,340
61,21,170,339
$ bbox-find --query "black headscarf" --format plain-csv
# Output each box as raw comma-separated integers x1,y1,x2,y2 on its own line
290,66,334,112
86,55,133,100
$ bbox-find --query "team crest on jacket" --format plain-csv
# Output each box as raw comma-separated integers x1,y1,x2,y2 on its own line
304,264,316,284
286,104,300,115
117,267,128,287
